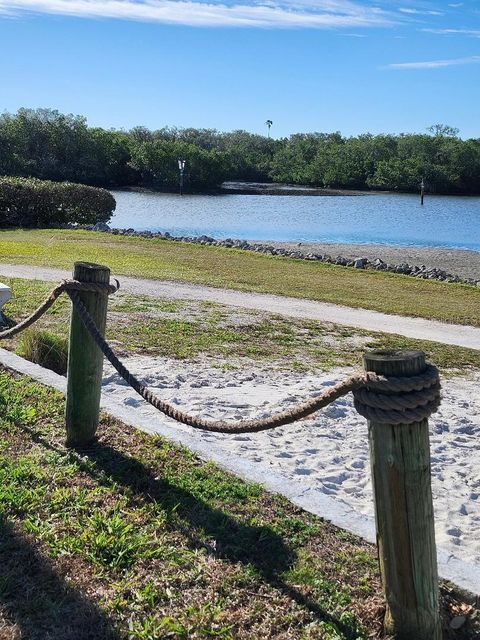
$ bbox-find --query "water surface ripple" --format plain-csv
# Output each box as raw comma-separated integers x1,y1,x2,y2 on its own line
110,191,480,251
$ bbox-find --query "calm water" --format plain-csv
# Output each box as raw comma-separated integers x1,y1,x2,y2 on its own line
110,190,480,251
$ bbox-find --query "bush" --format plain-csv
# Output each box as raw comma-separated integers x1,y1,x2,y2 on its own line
16,329,68,375
0,176,116,227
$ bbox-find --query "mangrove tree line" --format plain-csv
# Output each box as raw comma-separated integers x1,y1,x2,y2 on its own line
0,108,479,194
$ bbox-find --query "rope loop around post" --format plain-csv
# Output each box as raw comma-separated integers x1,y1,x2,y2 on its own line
353,364,441,424
59,278,120,296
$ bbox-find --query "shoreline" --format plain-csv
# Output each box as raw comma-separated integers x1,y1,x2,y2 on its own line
259,240,480,282
220,182,370,196
118,182,480,198
94,223,480,284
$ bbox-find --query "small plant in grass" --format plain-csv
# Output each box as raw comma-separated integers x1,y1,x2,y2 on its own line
0,375,37,425
82,511,148,569
16,329,68,375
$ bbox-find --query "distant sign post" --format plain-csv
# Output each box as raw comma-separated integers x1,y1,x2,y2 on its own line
178,159,186,196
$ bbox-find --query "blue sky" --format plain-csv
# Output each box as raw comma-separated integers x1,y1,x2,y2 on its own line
0,0,479,137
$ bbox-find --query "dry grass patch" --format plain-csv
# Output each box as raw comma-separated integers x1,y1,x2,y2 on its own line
2,276,480,374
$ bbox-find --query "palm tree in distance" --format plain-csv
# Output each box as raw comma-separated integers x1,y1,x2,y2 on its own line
265,120,273,138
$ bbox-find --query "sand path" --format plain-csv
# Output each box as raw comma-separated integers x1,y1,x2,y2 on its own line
99,356,480,566
1,263,480,350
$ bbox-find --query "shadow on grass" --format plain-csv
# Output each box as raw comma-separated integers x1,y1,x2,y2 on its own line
0,517,121,640
0,312,15,329
16,422,362,639
88,439,294,576
85,439,362,639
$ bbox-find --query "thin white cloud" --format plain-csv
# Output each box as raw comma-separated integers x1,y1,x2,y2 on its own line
422,27,480,37
399,7,443,15
0,0,394,28
386,55,480,69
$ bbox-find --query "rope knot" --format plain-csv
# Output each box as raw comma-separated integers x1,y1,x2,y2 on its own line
353,364,441,425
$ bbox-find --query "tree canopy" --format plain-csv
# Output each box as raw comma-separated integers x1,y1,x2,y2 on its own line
0,108,478,195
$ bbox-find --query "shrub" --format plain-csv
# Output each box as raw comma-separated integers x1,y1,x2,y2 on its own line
16,329,69,375
0,176,116,227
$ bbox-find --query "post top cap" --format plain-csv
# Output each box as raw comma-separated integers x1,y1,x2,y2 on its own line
74,261,109,271
364,349,424,362
363,349,426,376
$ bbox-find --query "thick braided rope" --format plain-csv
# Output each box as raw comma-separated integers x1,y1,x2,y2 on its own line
67,289,441,433
0,279,119,340
352,364,441,424
353,391,440,425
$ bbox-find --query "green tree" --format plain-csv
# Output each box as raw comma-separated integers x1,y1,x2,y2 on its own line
129,139,230,191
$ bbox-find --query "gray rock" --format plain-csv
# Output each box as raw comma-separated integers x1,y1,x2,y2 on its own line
92,222,110,231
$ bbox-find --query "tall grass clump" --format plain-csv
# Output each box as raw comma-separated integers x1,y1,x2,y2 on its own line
16,329,68,375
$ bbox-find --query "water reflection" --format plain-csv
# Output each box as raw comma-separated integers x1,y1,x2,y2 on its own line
110,190,480,251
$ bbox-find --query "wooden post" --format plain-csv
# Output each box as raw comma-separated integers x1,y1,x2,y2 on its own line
420,178,425,205
363,349,440,640
65,262,110,447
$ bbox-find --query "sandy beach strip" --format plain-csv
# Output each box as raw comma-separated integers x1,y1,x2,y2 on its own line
100,355,480,569
1,344,479,592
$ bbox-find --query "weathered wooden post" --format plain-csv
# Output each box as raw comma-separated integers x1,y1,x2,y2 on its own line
65,262,110,447
363,349,440,639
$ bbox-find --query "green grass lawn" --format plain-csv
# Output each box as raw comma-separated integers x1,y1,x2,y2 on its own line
0,229,479,326
0,369,477,639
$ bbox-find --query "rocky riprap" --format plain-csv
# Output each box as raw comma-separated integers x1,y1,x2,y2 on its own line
88,223,480,287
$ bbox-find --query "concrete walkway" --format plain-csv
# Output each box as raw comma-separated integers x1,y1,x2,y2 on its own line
1,263,479,350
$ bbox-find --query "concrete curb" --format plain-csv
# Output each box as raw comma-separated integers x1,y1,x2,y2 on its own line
0,347,478,596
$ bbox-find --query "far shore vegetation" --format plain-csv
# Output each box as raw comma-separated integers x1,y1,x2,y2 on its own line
0,229,479,327
1,108,479,195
